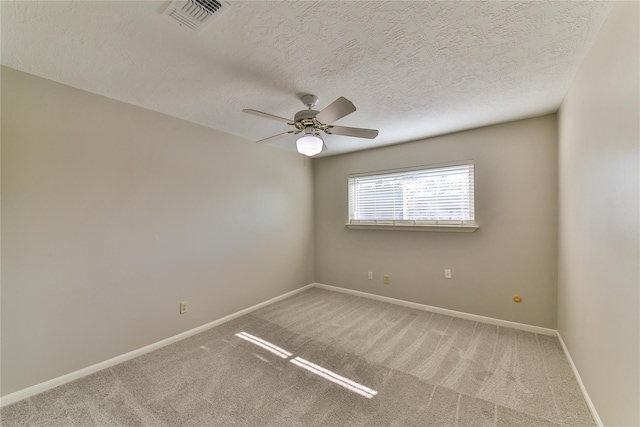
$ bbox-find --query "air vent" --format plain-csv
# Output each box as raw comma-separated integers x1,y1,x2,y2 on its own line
163,0,229,32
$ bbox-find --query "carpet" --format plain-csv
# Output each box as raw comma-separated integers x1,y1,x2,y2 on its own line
1,287,595,426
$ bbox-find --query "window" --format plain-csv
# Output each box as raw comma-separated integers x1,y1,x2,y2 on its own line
347,161,477,232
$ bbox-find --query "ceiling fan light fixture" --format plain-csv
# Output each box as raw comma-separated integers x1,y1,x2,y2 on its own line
243,94,378,155
296,134,324,157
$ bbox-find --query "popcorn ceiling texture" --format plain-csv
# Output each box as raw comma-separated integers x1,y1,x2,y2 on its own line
1,1,611,156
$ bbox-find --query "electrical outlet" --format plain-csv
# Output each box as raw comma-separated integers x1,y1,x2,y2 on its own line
180,301,188,314
368,271,373,280
444,269,452,279
383,274,390,285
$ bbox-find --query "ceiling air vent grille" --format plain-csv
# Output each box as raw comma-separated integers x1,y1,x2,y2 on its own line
163,0,229,32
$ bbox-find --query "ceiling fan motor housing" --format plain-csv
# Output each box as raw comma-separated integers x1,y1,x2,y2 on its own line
294,109,328,134
294,109,320,122
294,94,326,133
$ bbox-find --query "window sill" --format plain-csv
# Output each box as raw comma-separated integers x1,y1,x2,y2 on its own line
345,223,479,233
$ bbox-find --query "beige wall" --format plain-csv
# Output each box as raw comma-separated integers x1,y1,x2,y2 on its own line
557,2,640,426
0,67,315,396
314,115,558,328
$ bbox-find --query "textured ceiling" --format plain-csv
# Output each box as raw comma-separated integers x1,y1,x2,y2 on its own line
1,1,612,157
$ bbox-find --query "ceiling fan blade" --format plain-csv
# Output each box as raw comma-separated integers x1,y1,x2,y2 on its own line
326,125,378,139
242,109,293,124
256,131,295,144
315,97,356,124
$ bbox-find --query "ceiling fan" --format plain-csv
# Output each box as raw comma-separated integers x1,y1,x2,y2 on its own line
242,94,378,157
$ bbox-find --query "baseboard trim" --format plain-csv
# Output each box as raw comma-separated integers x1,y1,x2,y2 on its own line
0,283,315,407
312,283,557,336
556,332,603,427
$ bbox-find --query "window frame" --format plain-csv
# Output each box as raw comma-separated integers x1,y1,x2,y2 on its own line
346,160,479,232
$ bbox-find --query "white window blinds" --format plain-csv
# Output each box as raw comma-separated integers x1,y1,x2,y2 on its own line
348,162,475,226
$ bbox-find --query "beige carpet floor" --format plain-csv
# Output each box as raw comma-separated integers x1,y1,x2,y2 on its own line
1,287,595,426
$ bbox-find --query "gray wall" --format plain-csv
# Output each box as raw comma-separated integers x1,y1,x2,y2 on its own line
1,67,315,396
314,115,558,328
557,2,640,426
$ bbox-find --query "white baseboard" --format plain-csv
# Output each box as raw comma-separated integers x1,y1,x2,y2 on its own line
556,332,603,427
312,283,557,336
0,283,315,408
319,281,601,423
0,282,575,408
